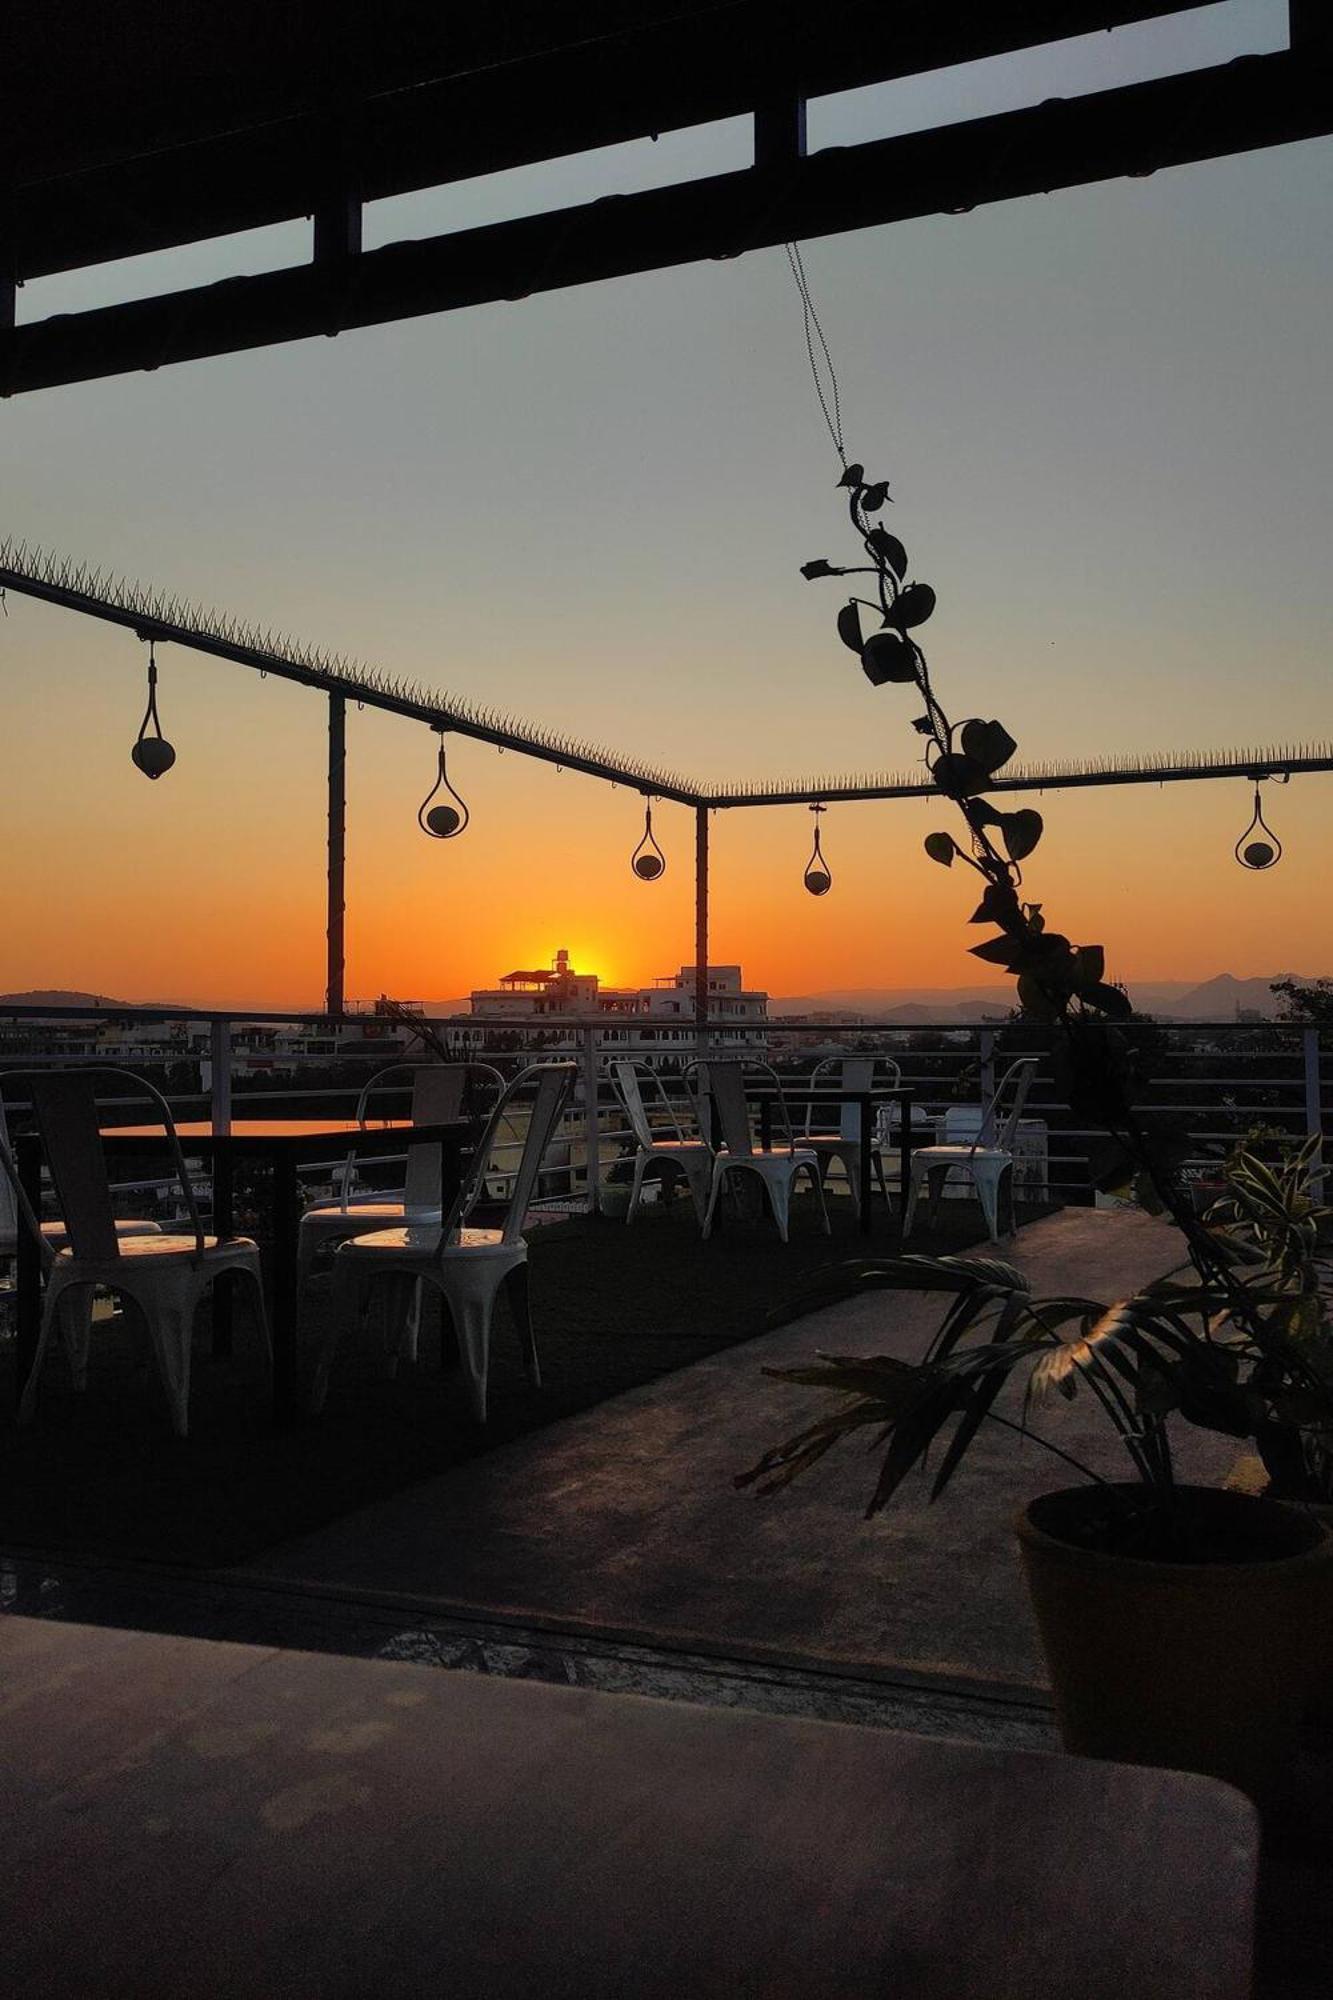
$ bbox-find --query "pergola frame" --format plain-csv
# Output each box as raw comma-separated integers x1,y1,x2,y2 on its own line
3,540,1329,1030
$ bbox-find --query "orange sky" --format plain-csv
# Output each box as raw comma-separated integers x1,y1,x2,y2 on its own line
4,30,1330,1007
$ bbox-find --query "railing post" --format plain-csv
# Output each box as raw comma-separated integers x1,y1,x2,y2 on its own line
1303,1025,1325,1195
582,1024,601,1216
210,1017,232,1134
326,693,346,1017
979,1028,996,1109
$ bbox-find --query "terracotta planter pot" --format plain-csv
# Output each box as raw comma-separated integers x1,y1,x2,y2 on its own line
1225,1456,1333,1729
1016,1484,1333,1803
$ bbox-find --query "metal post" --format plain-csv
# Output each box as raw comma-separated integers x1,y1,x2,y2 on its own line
209,1016,232,1134
695,806,709,1057
1303,1026,1325,1196
979,1028,996,1109
327,693,346,1016
582,1024,601,1216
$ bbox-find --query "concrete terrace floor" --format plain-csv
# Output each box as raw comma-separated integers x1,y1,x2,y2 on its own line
245,1208,1234,1693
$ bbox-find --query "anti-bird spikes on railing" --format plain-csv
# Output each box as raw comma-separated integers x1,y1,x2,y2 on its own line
0,538,697,802
2,539,1331,809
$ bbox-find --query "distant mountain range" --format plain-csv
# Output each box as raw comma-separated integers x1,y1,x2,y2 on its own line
768,973,1318,1023
0,973,1320,1023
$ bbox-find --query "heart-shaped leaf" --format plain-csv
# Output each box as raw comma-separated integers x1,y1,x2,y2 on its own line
836,602,864,654
1085,981,1134,1020
837,462,864,489
923,832,956,867
801,559,836,580
959,718,1018,774
969,882,1021,925
932,752,990,798
867,527,908,578
1073,945,1106,989
970,934,1025,968
860,482,889,511
1001,809,1043,861
911,715,935,736
962,797,1002,829
860,630,918,685
890,581,935,628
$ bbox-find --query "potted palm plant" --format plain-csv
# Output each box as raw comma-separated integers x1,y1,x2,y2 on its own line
738,460,1333,1803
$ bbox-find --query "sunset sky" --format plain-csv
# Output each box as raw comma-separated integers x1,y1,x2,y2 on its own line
3,1,1329,1008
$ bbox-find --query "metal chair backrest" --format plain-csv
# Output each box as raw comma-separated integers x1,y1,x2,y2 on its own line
337,1062,501,1213
19,1068,203,1258
402,1067,468,1214
703,1061,755,1158
807,1056,894,1142
451,1062,576,1246
608,1060,691,1151
980,1057,1040,1154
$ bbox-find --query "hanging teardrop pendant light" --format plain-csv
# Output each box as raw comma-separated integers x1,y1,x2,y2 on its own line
631,797,666,880
803,803,832,896
418,728,470,839
131,640,176,779
1235,779,1281,870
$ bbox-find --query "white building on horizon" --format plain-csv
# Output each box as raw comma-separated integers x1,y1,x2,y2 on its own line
463,948,768,1055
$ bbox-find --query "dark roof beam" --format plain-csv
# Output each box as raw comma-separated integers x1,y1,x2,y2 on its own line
9,4,1221,282
4,50,1328,400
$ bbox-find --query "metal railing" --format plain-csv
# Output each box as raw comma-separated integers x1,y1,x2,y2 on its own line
0,1004,1325,1222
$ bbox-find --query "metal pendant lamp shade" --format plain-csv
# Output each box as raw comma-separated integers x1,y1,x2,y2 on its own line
1235,781,1282,870
418,728,470,839
631,798,666,880
803,803,832,896
131,641,176,779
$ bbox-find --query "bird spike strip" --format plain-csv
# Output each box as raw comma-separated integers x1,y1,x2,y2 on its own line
1,539,1330,809
0,538,696,801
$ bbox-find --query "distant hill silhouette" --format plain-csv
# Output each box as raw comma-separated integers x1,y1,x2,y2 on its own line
0,988,139,1010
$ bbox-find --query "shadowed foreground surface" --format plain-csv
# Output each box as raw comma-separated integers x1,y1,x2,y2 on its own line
0,1194,1021,1568
247,1208,1235,1690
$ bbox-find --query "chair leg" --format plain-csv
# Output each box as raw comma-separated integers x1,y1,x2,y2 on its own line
504,1260,539,1386
626,1152,650,1225
381,1275,419,1375
765,1170,792,1245
57,1283,97,1390
450,1287,498,1422
683,1156,712,1227
143,1294,194,1439
18,1285,66,1423
808,1161,832,1237
702,1163,728,1240
873,1149,892,1215
316,1260,362,1413
903,1159,927,1238
927,1165,952,1229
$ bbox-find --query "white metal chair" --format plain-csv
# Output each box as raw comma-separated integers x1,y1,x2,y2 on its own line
8,1069,269,1437
607,1059,713,1224
903,1056,1040,1242
0,1086,163,1260
694,1060,829,1244
802,1055,900,1217
317,1062,576,1422
297,1062,503,1287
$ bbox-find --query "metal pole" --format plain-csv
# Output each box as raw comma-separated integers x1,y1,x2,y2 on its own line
209,1016,232,1134
695,806,709,1058
582,1024,601,1216
327,693,346,1016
